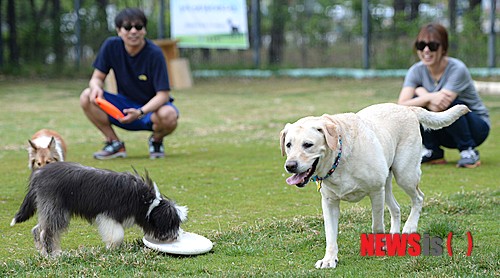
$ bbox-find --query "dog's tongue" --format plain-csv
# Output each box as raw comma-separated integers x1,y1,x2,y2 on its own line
286,172,309,185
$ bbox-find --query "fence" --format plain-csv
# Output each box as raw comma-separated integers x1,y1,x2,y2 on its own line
3,1,500,78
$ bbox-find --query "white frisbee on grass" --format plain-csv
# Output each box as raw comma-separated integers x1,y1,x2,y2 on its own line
143,231,213,255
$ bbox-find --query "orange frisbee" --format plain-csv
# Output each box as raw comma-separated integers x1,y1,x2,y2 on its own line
95,98,125,120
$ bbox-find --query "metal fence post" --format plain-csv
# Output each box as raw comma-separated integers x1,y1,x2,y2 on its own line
362,0,370,69
488,0,496,68
252,0,261,68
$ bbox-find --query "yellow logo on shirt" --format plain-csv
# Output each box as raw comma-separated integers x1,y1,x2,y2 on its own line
138,74,148,81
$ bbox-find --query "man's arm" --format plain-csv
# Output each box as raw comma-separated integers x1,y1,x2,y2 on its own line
88,69,107,101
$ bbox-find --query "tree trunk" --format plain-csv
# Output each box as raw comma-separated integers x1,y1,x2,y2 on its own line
469,0,481,10
7,0,19,66
449,0,457,53
393,0,405,12
268,0,288,65
28,0,50,63
0,0,3,68
95,0,110,47
409,0,420,20
52,0,63,67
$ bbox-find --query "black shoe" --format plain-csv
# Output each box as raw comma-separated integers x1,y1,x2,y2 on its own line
421,148,446,164
148,135,165,159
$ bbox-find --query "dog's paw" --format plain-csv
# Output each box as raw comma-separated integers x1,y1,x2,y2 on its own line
402,223,418,234
51,249,63,257
315,256,339,269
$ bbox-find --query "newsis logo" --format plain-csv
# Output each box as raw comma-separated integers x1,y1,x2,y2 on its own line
360,232,473,256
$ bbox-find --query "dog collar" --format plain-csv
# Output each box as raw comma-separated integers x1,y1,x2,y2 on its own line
311,135,342,192
147,183,162,218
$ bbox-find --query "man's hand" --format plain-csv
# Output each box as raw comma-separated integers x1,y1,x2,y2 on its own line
120,107,143,123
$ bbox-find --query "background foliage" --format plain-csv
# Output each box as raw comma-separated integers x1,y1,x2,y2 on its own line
0,0,498,76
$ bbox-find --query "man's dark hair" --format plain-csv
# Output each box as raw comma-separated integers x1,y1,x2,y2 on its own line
115,8,147,28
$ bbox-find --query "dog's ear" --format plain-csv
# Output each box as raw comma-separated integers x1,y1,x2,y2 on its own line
279,123,290,156
131,166,139,176
48,137,57,154
28,140,38,151
143,169,154,188
28,140,37,169
319,115,340,151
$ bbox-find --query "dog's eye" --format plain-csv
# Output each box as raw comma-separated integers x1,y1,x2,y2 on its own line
286,142,291,148
303,143,313,149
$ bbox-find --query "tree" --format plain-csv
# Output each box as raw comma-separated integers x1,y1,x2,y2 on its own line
0,0,3,68
7,0,19,66
52,0,63,67
27,0,50,64
409,0,420,20
393,0,421,20
469,0,481,10
268,0,288,65
393,0,405,13
94,0,110,47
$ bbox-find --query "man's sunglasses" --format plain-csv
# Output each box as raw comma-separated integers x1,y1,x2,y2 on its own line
122,24,144,31
415,41,440,52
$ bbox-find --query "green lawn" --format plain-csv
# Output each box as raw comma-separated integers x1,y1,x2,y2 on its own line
0,77,498,277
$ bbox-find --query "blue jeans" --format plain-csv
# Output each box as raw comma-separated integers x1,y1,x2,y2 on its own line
103,91,179,131
421,101,490,151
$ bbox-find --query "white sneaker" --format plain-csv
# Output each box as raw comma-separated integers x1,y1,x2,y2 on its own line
457,148,480,168
421,147,446,164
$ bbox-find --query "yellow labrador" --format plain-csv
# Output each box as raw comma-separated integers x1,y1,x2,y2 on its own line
280,103,469,268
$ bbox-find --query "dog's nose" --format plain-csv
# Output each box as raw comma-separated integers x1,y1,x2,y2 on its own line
285,161,298,172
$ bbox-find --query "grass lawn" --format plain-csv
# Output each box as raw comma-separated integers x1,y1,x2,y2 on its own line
0,77,498,277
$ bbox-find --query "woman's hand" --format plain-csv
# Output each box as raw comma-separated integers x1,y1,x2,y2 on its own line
427,91,454,111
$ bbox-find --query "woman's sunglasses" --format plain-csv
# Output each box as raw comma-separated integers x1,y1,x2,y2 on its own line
415,41,440,52
122,24,144,31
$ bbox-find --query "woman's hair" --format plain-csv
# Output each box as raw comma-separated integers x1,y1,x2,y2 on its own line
115,8,147,28
415,23,448,54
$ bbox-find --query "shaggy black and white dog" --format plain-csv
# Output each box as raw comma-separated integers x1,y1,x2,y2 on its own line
11,162,187,256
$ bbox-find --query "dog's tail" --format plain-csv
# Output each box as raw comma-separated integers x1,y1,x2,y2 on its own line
409,105,470,130
10,184,37,226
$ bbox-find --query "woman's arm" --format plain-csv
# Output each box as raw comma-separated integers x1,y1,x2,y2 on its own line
398,86,431,107
398,86,457,111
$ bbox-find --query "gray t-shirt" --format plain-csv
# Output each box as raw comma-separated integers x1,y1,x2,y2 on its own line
403,57,490,126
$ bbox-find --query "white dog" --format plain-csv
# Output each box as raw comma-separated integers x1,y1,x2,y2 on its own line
280,103,469,268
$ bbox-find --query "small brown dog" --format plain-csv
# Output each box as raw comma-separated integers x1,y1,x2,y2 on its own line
28,129,67,170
